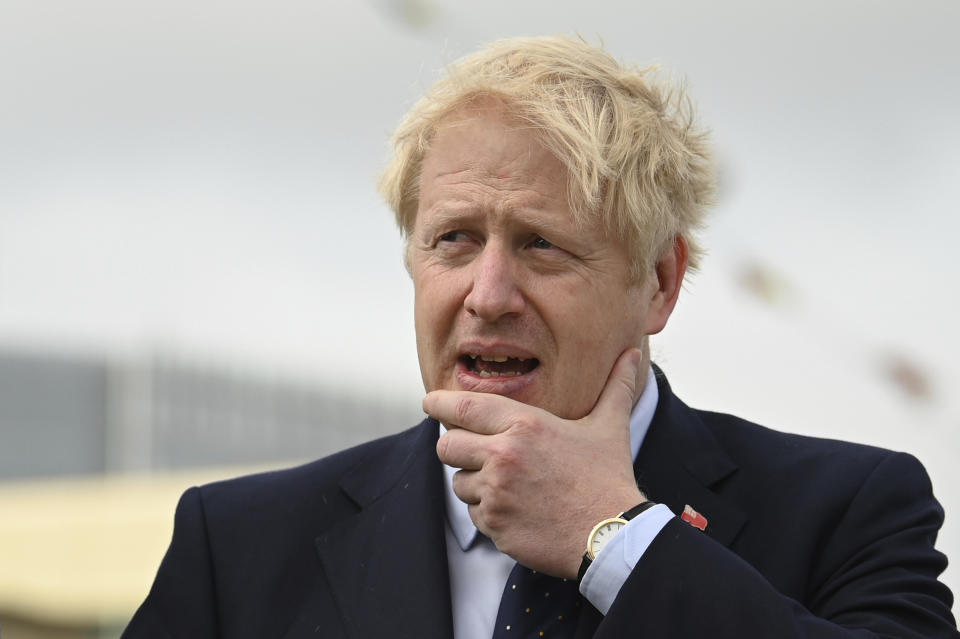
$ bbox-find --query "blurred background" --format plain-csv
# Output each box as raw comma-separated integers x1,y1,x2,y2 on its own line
1,0,958,636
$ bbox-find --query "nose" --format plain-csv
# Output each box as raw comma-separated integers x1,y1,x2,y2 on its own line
463,244,525,322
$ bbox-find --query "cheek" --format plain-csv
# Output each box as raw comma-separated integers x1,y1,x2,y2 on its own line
600,283,650,342
413,275,464,376
414,278,458,333
549,292,645,410
413,294,445,393
413,293,442,364
542,318,615,417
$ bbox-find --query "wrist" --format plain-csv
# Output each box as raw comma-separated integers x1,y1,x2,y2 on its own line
577,500,657,582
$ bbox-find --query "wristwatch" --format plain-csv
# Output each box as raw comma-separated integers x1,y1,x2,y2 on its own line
577,501,657,582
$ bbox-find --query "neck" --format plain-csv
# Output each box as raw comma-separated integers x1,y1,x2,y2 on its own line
634,337,653,404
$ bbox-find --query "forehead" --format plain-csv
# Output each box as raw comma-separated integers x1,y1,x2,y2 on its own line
418,105,572,221
424,103,564,180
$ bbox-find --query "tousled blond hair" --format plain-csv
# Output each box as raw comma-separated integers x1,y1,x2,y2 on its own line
379,35,714,278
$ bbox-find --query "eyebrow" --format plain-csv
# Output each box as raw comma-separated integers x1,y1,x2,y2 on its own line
419,207,483,228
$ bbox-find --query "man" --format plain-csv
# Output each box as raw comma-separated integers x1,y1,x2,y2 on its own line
123,36,958,638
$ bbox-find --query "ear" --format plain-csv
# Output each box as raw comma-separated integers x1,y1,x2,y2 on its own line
643,235,689,335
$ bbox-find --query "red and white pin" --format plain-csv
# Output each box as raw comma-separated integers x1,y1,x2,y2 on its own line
681,505,708,531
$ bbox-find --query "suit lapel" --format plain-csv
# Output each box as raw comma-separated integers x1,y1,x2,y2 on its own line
635,369,746,548
312,419,454,639
574,369,747,638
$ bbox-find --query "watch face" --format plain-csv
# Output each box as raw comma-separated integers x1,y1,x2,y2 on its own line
589,518,627,559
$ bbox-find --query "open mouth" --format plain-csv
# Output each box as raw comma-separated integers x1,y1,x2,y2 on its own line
460,353,540,378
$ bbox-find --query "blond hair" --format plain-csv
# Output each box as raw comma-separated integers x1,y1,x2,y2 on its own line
379,35,714,278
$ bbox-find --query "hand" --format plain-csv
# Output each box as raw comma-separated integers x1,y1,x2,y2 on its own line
425,348,648,579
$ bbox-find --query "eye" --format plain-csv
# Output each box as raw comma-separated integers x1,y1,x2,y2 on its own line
438,230,468,244
529,236,555,250
433,230,478,255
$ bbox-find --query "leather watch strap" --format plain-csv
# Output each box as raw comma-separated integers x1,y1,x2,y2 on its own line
621,500,658,521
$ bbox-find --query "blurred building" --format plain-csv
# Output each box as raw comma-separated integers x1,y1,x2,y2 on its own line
0,347,421,479
0,347,423,638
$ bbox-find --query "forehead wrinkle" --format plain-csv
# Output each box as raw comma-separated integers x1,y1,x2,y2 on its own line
425,186,560,227
426,170,562,219
430,156,558,189
426,120,564,184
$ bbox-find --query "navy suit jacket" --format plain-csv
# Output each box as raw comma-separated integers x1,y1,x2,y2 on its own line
123,371,959,638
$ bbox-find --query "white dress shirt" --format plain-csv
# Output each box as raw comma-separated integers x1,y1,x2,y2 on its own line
441,366,674,639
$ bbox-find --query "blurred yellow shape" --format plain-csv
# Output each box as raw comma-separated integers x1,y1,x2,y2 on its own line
0,464,279,630
738,261,797,310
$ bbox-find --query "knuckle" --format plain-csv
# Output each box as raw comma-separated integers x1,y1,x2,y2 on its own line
488,439,523,471
508,413,543,436
468,503,489,533
484,470,507,494
478,495,510,530
481,475,516,513
454,396,477,424
485,511,508,535
435,433,451,460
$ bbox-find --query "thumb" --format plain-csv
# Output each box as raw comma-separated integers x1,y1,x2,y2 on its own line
586,348,646,429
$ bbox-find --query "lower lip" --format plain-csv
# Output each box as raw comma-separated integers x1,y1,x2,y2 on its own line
454,359,540,397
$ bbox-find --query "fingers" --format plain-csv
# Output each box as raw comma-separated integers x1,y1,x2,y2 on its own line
424,389,532,435
451,469,480,505
436,427,488,470
587,347,646,427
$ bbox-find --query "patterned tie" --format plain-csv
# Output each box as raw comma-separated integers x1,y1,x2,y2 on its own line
491,562,581,639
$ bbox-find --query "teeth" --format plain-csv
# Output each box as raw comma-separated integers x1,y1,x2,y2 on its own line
471,354,529,362
477,370,520,378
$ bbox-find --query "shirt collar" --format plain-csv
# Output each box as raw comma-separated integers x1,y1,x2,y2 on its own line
440,365,660,551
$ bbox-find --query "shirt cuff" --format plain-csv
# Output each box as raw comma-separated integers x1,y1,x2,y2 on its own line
579,503,674,614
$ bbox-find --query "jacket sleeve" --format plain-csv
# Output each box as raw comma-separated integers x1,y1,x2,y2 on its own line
121,487,219,639
595,452,959,638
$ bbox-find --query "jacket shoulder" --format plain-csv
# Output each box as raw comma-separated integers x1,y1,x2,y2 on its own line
195,420,431,519
692,407,925,488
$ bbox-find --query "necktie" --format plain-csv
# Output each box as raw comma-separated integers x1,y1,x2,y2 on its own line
491,562,581,639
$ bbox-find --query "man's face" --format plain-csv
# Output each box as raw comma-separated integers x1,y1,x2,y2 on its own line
410,105,661,419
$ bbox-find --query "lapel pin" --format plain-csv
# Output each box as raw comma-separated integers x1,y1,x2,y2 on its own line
681,505,708,531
